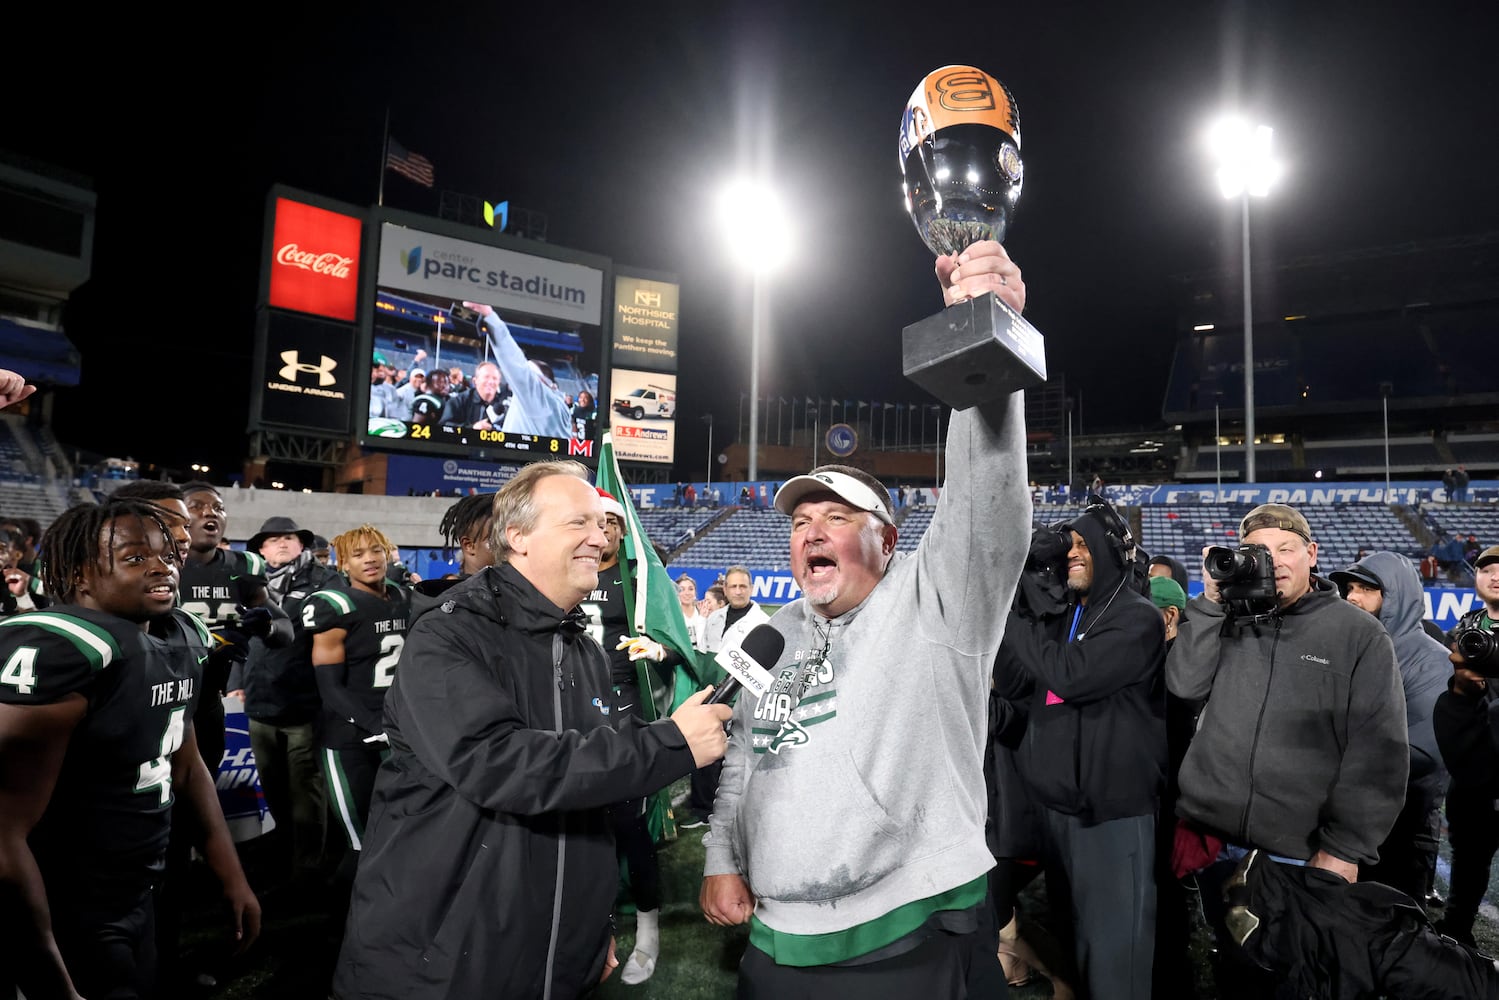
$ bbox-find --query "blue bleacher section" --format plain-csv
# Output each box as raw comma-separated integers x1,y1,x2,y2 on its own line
1140,503,1425,585
673,508,793,571
635,507,721,551
0,421,40,483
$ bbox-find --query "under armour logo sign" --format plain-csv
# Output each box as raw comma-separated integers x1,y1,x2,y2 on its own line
279,351,337,386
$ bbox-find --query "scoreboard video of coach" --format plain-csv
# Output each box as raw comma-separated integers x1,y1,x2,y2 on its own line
363,217,609,465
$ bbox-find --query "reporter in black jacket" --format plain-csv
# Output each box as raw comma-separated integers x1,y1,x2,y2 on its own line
995,501,1167,1000
334,462,731,1000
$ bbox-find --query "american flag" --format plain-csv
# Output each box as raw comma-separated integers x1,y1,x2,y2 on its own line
385,137,434,187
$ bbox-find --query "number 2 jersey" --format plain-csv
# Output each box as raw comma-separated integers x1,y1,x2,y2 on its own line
0,606,211,898
304,582,410,748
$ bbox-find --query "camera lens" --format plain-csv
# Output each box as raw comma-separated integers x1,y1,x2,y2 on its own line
1457,628,1496,664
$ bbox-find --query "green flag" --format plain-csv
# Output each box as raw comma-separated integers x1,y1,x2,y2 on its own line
596,433,706,843
596,433,705,695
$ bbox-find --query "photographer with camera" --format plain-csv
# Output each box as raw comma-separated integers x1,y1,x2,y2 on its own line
1433,544,1499,946
995,498,1166,1000
1167,503,1407,999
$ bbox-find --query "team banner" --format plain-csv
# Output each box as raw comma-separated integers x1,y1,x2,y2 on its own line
377,223,603,326
258,311,355,433
611,274,680,370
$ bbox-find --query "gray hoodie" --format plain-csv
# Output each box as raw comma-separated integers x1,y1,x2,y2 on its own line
703,393,1030,944
1339,551,1450,781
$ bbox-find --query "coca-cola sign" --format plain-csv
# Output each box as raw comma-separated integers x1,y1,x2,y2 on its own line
276,244,354,279
267,198,362,321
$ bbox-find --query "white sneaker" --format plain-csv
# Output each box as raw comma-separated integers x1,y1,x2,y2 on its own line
620,948,658,985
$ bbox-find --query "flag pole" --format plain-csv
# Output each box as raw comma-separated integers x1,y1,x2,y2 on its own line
378,107,390,207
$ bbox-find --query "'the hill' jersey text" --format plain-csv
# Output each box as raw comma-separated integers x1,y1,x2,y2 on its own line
304,582,411,748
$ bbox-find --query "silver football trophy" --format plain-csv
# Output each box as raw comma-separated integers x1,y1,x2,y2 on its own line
900,65,1047,409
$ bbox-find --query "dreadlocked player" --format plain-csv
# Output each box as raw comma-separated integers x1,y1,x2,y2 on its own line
0,499,260,1000
410,492,494,616
306,524,411,855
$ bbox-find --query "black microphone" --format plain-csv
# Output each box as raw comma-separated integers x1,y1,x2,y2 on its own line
706,623,785,707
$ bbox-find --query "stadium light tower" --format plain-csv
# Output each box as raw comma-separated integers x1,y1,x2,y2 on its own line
717,178,792,481
1210,118,1280,483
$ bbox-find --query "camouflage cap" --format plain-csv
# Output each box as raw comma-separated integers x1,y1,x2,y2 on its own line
1239,503,1312,543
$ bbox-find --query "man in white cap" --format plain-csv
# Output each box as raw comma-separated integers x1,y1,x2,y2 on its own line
699,240,1031,997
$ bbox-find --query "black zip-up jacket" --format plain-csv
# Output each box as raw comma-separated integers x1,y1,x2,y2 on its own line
333,563,697,1000
234,558,340,724
995,513,1168,824
1168,577,1407,864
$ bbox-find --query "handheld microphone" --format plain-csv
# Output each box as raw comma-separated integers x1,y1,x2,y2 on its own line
706,623,785,707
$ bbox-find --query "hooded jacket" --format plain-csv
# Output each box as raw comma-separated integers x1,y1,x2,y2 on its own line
1168,576,1408,865
1341,552,1450,783
996,509,1168,824
334,564,697,1000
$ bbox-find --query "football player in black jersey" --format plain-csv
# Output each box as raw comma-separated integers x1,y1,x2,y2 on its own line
411,492,495,617
0,499,260,1000
307,524,411,854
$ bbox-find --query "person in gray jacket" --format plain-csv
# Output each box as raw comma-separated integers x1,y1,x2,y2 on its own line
698,239,1030,998
1330,552,1450,902
1168,503,1408,1000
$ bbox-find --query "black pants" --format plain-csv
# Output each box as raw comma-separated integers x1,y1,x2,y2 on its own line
53,887,157,1000
1443,783,1499,937
737,925,997,1000
611,799,662,913
1040,808,1156,1000
689,757,722,821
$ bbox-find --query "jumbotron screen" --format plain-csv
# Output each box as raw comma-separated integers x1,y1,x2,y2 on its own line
363,221,606,463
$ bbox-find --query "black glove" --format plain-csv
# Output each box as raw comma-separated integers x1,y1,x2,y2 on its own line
238,604,275,640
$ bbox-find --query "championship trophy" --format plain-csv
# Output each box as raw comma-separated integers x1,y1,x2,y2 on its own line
900,65,1047,409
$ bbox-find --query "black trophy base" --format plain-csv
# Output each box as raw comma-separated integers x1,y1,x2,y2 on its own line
902,291,1048,410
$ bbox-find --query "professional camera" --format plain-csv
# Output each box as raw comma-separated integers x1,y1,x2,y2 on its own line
1205,543,1278,605
1453,622,1499,678
1013,523,1071,618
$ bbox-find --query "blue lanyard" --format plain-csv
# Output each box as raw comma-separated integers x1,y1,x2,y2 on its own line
1066,604,1084,643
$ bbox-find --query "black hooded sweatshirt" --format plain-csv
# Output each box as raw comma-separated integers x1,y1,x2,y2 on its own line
995,511,1168,824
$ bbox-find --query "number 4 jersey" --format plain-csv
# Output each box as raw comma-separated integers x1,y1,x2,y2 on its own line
304,582,410,748
0,606,210,896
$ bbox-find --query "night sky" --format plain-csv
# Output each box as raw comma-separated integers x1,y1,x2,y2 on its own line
10,1,1498,483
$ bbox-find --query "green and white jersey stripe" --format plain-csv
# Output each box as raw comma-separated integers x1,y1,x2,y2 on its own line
0,612,121,672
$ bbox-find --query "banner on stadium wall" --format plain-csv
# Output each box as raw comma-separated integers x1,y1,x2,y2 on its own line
218,696,273,842
1178,583,1480,633
668,566,803,607
1092,480,1497,507
383,452,523,495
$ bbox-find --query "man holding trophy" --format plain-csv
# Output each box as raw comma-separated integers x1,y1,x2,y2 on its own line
699,65,1041,998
